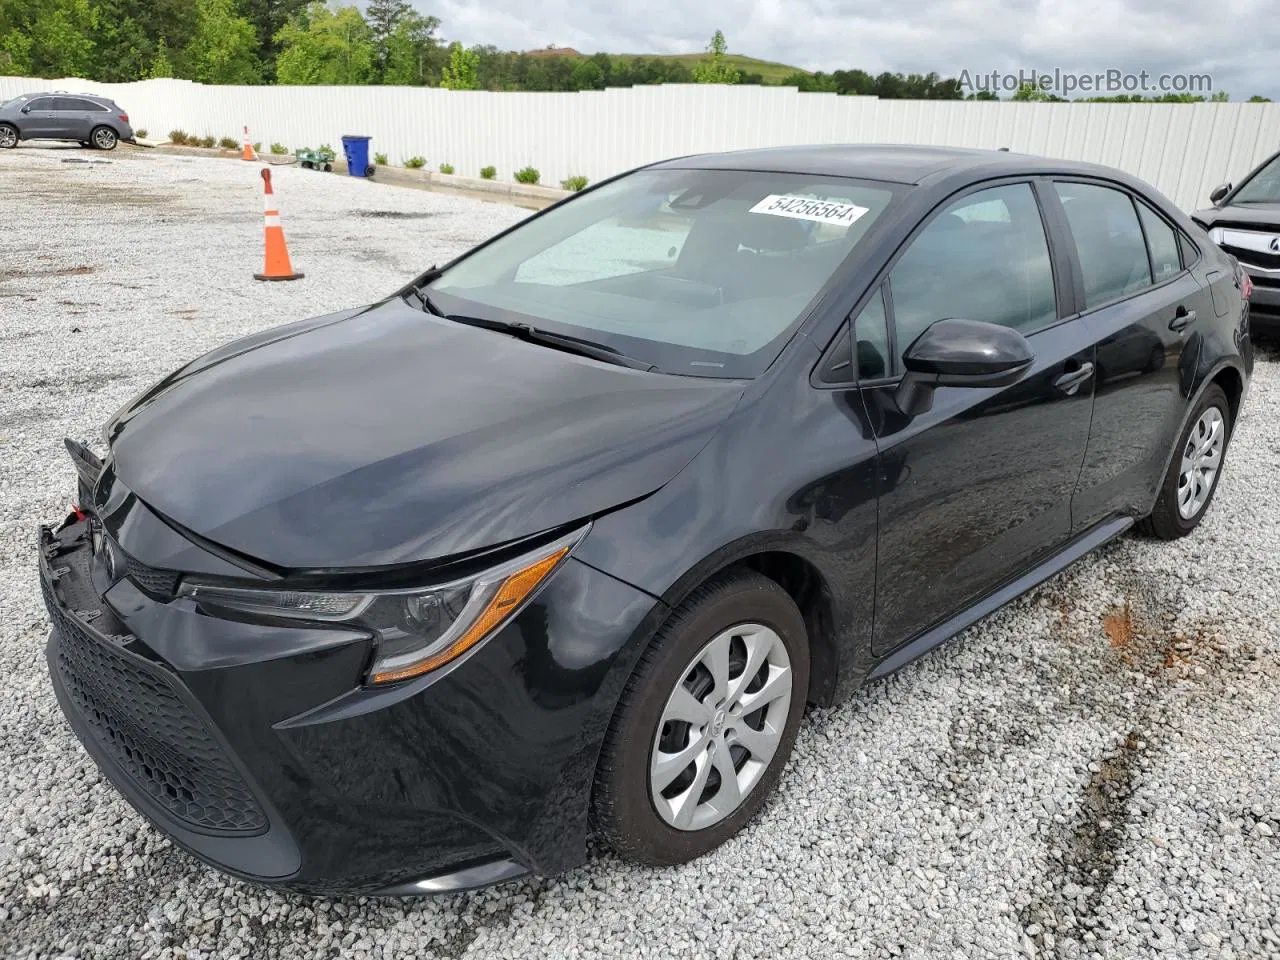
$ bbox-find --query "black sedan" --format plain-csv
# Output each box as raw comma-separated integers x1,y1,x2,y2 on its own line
1193,149,1280,338
40,145,1251,896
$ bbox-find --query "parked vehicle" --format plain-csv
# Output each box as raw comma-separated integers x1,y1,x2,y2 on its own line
40,145,1251,896
1193,150,1280,338
0,92,135,150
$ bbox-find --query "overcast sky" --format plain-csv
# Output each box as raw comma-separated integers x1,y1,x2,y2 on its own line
419,0,1279,100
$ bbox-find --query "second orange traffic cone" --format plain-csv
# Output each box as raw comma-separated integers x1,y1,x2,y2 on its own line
241,125,258,161
254,168,303,282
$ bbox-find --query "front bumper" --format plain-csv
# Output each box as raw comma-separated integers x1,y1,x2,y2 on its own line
40,518,659,895
1245,278,1280,336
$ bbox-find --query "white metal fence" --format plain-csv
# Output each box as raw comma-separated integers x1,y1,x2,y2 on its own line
3,76,1279,211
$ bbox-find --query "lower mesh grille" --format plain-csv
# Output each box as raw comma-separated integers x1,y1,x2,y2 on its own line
43,573,268,835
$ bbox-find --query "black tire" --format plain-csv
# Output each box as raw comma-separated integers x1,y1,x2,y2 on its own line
1138,383,1231,540
364,165,376,177
591,569,810,866
90,125,118,151
0,123,17,149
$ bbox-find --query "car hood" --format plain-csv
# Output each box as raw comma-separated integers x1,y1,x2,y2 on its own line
107,298,743,570
1193,202,1280,228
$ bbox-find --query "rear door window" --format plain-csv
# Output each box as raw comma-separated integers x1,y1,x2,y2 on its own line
1053,182,1153,308
888,182,1058,357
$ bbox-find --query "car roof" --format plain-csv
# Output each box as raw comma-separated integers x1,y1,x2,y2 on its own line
655,143,1136,189
13,91,114,102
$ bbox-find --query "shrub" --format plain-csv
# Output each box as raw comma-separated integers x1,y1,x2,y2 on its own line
479,165,496,180
135,128,148,139
253,142,262,153
374,152,388,165
439,162,454,175
218,136,238,150
199,135,216,148
404,156,426,169
168,129,187,144
514,166,540,185
561,175,589,192
269,142,288,155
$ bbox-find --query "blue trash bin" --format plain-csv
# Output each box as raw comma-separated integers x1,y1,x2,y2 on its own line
341,135,372,177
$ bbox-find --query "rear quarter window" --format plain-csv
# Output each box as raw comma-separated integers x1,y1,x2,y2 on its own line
1136,202,1182,283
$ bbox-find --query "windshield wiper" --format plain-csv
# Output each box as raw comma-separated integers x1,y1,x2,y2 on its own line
445,314,656,371
403,269,444,315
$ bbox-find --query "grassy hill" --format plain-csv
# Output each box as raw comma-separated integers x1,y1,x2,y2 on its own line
614,53,809,84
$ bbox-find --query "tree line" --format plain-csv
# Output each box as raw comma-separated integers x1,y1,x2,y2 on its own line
0,0,1270,102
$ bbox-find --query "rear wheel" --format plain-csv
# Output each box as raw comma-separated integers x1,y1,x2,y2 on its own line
0,124,17,149
1139,383,1231,539
592,570,809,865
90,125,118,150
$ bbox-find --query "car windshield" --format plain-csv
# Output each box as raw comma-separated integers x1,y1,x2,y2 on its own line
427,168,898,377
1233,155,1280,203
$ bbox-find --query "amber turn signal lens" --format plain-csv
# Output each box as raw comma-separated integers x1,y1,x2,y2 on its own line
369,546,569,685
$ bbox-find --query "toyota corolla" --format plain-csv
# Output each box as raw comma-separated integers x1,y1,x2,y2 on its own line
40,145,1251,896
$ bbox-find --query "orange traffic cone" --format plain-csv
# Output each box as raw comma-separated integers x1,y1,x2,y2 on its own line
254,168,303,282
241,125,258,161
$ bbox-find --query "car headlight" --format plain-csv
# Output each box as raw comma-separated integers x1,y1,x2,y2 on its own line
178,526,587,685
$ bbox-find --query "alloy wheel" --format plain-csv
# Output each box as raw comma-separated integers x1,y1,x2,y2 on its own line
649,623,792,831
0,126,16,149
1177,406,1225,519
93,127,117,149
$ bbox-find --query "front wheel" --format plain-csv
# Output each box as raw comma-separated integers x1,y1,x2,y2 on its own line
0,124,17,149
1139,383,1231,540
90,125,118,150
592,570,809,865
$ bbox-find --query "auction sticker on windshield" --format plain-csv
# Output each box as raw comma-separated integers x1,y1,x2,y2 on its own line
749,194,870,226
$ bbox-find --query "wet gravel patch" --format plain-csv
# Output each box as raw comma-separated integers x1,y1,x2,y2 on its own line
1,146,1279,959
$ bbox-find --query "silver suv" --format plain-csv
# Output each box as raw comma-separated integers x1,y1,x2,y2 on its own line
0,92,135,151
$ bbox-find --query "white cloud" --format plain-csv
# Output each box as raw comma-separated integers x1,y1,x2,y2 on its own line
414,0,1280,99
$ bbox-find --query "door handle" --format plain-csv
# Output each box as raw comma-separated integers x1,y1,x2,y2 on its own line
1169,307,1196,332
1053,362,1094,395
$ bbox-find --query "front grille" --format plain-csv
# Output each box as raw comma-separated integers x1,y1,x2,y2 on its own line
42,573,268,835
1224,245,1280,271
119,550,180,597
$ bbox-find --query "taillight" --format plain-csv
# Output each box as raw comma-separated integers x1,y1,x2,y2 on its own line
118,113,129,123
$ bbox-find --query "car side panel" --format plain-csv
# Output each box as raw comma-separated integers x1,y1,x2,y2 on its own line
860,319,1095,655
21,97,58,138
575,341,881,706
51,98,86,140
1072,271,1205,527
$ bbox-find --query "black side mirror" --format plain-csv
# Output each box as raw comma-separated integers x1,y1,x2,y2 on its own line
895,318,1034,416
20,105,30,114
1209,183,1232,205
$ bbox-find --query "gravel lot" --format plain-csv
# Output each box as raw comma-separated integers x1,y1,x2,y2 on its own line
2,144,1279,960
